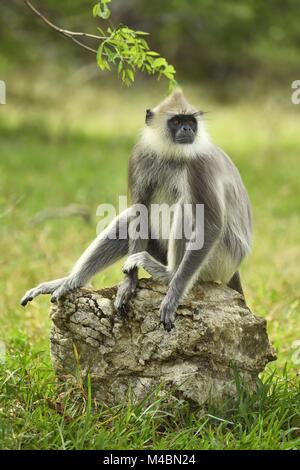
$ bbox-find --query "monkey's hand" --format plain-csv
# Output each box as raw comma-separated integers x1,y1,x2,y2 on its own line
122,252,148,273
159,296,178,332
123,252,171,284
114,273,137,317
20,277,67,306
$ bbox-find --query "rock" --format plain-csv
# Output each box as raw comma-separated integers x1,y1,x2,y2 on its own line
50,278,276,406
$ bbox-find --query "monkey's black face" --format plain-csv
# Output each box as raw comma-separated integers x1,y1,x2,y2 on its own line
167,114,197,144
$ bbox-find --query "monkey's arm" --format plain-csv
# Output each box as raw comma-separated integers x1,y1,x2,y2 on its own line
114,213,149,315
114,153,153,315
161,165,224,330
20,209,131,306
122,196,223,330
160,215,222,330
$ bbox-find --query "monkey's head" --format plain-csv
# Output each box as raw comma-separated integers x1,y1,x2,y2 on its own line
141,89,210,158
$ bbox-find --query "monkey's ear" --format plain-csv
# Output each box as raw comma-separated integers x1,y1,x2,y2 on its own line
194,110,205,117
145,109,153,125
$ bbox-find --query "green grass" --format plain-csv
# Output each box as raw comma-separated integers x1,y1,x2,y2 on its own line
0,339,299,450
0,71,300,449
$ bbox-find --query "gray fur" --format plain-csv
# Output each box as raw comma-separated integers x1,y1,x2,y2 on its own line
124,90,252,329
20,277,68,306
123,251,171,283
21,210,130,306
227,271,244,296
20,89,252,332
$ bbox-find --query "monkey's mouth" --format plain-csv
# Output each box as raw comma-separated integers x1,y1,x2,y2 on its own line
175,136,195,144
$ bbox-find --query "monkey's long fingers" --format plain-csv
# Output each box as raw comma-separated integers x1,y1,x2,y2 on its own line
20,288,39,306
114,277,136,317
162,320,175,332
51,282,73,303
114,291,130,318
159,305,176,332
20,278,68,306
122,252,145,274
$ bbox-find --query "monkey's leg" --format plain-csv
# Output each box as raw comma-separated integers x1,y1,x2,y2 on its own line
227,271,244,296
21,208,132,306
122,206,186,283
160,227,221,331
114,237,148,316
114,271,137,316
50,209,132,302
20,277,68,306
116,238,169,315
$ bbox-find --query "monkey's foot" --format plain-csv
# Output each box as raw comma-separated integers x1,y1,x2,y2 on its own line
159,301,177,332
20,287,40,306
20,278,67,306
114,275,137,317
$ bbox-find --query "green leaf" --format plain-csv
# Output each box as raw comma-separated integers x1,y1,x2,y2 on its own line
97,44,106,70
105,46,116,63
168,79,178,93
92,1,176,90
100,5,111,19
164,65,176,74
93,4,101,17
153,57,167,68
126,69,135,82
93,1,111,20
117,61,123,75
120,27,135,35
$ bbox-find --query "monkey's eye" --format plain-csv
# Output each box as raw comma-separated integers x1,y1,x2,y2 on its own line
188,120,194,126
173,119,180,126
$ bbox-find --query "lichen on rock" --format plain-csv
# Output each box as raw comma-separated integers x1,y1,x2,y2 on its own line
50,278,276,406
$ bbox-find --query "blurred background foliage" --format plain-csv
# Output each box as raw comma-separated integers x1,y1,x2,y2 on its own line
1,0,300,90
0,0,300,449
0,0,299,354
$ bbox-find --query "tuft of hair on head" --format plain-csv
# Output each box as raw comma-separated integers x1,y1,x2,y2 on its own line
141,88,212,159
152,88,198,116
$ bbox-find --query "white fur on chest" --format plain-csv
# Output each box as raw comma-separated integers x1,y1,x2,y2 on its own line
149,167,188,249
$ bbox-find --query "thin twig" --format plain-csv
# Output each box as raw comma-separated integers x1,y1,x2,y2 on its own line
24,0,104,54
29,204,92,225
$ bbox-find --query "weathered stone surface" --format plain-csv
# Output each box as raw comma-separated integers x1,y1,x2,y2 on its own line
50,278,276,406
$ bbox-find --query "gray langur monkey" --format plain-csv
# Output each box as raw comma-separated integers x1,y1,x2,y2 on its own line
20,89,252,331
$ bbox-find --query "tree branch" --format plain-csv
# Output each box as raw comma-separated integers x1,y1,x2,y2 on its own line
24,0,103,54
